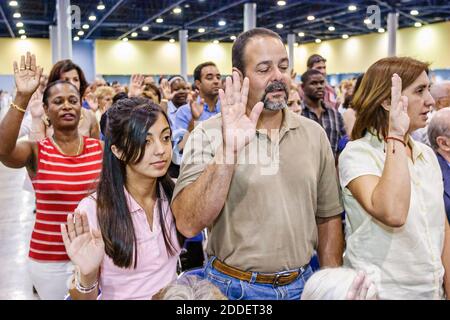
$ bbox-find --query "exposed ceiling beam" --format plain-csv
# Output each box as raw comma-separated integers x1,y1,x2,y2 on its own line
0,3,15,38
85,0,127,39
189,2,346,41
150,0,247,41
118,0,187,40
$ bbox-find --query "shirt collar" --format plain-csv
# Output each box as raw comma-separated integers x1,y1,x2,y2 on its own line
301,100,330,113
197,96,221,113
168,100,178,114
124,187,142,214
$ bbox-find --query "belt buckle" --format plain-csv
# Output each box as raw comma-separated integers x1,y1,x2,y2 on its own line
273,273,283,286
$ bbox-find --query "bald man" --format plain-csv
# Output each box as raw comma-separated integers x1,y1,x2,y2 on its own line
428,108,450,221
412,81,450,146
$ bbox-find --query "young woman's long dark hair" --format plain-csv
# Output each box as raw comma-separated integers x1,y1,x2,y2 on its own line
96,97,184,268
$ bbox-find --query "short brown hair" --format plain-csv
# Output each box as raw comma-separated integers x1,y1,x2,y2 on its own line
307,54,326,69
232,27,282,75
351,57,430,140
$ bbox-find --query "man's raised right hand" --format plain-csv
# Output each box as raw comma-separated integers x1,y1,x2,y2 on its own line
218,71,263,159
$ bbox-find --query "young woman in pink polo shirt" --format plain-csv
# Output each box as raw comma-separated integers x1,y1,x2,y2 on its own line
61,97,184,299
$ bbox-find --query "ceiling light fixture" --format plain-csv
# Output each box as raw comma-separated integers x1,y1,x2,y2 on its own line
97,2,105,10
173,7,182,14
315,38,321,43
218,20,226,26
142,26,149,31
9,1,18,7
328,26,335,31
156,18,163,23
13,12,21,19
298,32,305,37
277,1,286,6
73,36,80,41
348,5,357,11
82,24,89,29
276,23,284,29
410,10,419,16
16,22,23,27
131,32,138,37
342,34,349,39
198,28,205,33
88,14,97,21
169,38,175,43
307,15,315,21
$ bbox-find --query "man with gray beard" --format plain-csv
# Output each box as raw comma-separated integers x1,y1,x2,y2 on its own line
172,28,343,300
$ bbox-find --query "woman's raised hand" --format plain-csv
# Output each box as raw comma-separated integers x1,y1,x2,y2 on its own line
388,73,410,138
61,210,105,276
13,52,43,98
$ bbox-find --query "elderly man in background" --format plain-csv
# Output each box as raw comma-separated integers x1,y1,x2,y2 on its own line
428,108,450,222
412,81,450,145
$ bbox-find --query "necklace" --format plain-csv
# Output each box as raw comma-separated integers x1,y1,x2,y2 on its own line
51,135,82,156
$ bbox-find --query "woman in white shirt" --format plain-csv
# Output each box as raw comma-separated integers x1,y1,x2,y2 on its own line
339,57,450,299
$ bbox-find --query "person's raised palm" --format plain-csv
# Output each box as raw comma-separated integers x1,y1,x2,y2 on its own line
189,90,204,120
160,78,174,100
13,52,43,97
129,74,144,97
219,72,263,157
61,211,105,276
28,91,45,118
388,73,410,138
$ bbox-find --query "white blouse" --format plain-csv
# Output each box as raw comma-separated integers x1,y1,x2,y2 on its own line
339,131,446,300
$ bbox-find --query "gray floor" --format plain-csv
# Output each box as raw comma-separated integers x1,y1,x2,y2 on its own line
0,106,39,300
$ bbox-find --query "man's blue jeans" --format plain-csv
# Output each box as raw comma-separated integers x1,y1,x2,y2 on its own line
204,256,313,300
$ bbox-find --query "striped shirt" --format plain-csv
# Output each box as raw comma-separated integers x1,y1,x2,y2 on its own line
301,101,346,158
30,136,103,262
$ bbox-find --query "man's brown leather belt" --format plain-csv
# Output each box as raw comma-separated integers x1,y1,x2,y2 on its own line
212,258,305,286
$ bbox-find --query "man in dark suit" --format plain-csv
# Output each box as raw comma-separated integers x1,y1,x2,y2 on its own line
428,108,450,221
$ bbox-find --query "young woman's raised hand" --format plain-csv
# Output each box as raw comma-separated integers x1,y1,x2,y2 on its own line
388,73,410,138
61,210,105,276
13,52,43,98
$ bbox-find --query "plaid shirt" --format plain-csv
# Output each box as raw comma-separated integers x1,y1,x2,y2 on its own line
301,101,346,158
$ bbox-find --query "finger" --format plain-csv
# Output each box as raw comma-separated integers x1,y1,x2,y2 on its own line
240,77,250,108
25,52,31,69
346,272,364,300
13,61,19,74
359,276,371,300
232,71,242,104
219,89,226,114
60,224,71,250
401,96,408,113
30,54,36,72
66,213,77,241
74,211,83,236
225,76,233,105
20,55,25,70
37,67,43,81
80,212,90,234
391,73,401,110
249,102,263,125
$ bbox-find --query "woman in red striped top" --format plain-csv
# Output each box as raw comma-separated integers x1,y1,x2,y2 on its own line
0,52,103,299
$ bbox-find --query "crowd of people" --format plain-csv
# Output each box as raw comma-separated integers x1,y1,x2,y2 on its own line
0,26,449,300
